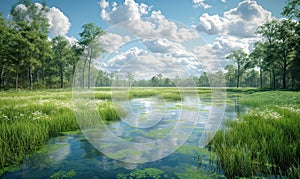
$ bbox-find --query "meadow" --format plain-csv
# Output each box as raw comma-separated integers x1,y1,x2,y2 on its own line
0,89,120,174
0,88,299,178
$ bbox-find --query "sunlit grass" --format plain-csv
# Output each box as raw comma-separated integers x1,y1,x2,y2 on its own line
0,88,126,175
209,91,300,178
4,87,297,178
0,87,202,175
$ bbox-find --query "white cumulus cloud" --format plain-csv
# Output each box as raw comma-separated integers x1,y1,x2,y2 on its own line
47,7,71,36
99,33,131,53
99,0,109,9
210,35,258,58
197,0,272,37
101,43,203,79
193,0,211,9
101,0,150,24
14,3,71,37
100,0,199,42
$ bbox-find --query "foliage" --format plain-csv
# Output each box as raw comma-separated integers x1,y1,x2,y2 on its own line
226,49,251,88
78,23,105,89
51,36,75,88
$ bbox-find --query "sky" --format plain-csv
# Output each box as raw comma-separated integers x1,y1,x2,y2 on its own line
0,0,287,78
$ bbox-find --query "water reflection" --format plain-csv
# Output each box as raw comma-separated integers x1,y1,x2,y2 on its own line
2,96,238,179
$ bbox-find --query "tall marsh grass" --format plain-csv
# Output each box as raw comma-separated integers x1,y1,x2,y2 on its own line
209,91,300,178
0,89,123,175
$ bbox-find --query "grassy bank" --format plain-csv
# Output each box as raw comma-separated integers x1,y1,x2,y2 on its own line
209,91,300,178
0,87,194,175
0,89,122,175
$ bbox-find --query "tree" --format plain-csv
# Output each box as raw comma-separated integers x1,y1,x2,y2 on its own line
9,0,51,90
79,23,105,89
164,78,174,87
275,19,296,89
256,19,297,89
226,49,249,88
10,0,49,34
256,20,280,89
198,72,210,87
250,41,268,88
126,72,135,86
52,36,73,88
0,14,12,89
224,65,236,87
283,0,300,89
283,0,300,19
151,75,159,87
244,69,259,87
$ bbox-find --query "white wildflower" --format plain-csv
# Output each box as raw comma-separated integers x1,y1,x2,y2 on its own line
2,115,9,120
30,111,48,120
280,106,300,114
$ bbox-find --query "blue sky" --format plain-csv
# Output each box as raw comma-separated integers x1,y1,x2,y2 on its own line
0,0,288,77
0,0,286,40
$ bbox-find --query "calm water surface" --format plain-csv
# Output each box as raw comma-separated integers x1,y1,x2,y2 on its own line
2,97,241,179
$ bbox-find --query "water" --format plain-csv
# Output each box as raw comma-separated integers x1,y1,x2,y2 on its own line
2,97,240,179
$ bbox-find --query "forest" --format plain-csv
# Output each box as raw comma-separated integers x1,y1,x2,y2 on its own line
0,0,300,90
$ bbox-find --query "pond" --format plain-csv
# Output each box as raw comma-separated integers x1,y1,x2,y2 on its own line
2,96,241,179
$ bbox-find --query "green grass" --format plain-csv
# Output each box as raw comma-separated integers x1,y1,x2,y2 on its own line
4,87,297,178
0,88,125,175
209,91,300,178
0,87,201,175
94,87,212,101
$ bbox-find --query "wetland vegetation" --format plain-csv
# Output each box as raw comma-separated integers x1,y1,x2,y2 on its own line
0,88,299,179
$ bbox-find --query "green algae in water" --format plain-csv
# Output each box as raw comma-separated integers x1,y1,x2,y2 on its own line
142,128,172,139
36,142,68,155
50,169,76,179
175,167,219,179
106,149,143,160
176,145,200,155
117,168,167,179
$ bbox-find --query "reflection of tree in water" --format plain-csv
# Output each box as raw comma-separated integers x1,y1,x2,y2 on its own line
80,139,103,159
234,95,240,115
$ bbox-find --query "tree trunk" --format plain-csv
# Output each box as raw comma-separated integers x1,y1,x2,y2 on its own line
283,59,287,89
260,68,263,88
0,67,4,90
283,68,287,89
72,64,76,87
16,73,18,90
88,57,91,89
272,68,276,89
42,67,45,87
237,66,240,88
29,68,33,90
82,59,86,88
36,71,39,85
60,65,64,88
270,71,272,89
